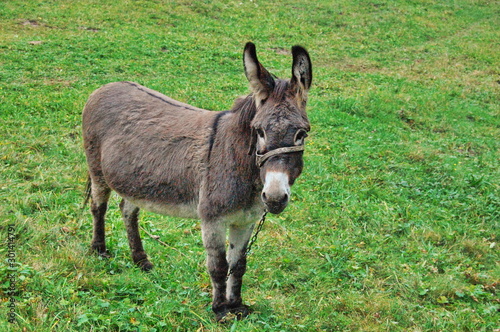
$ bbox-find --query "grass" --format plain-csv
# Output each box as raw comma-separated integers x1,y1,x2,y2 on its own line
1,0,499,331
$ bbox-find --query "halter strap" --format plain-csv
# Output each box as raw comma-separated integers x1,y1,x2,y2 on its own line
255,145,304,168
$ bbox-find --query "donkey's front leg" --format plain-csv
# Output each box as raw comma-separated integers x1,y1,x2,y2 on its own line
201,221,228,320
226,223,254,318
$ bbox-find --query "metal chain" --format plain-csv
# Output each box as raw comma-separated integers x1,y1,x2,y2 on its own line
227,210,267,279
245,210,267,257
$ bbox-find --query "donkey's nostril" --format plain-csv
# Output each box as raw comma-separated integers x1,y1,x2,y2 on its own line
275,193,289,207
281,193,289,204
261,192,267,202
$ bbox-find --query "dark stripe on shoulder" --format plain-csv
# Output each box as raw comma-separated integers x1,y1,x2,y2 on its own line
124,81,199,111
206,111,229,163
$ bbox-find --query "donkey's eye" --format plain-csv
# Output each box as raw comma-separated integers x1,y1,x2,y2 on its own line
256,128,265,138
294,129,308,145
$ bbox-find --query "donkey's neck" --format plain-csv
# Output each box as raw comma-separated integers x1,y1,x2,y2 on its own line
199,96,261,216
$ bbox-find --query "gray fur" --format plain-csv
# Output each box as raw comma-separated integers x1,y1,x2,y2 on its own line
82,42,312,320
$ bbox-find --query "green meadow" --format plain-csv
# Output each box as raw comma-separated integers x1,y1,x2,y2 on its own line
1,0,498,331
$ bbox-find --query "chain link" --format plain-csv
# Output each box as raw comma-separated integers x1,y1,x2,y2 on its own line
227,210,267,279
245,210,267,257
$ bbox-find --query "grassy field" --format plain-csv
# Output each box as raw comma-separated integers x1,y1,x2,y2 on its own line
1,0,499,331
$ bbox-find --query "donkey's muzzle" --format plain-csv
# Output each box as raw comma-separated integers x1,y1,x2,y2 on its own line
261,171,291,214
262,191,289,214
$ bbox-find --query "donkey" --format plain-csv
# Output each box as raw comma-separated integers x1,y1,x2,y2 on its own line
82,42,312,320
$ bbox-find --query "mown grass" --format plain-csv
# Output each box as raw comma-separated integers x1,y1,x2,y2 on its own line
1,0,499,331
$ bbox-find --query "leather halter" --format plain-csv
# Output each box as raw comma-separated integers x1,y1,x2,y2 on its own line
255,145,304,168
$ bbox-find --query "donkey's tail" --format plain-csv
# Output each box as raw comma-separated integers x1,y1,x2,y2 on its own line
82,174,92,209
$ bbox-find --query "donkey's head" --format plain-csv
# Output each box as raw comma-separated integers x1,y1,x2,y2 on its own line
244,42,312,214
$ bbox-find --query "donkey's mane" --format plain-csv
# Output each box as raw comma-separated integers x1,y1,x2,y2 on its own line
232,94,257,129
232,79,290,130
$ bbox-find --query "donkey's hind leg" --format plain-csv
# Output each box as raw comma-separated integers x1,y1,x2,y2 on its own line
120,199,154,271
90,179,111,257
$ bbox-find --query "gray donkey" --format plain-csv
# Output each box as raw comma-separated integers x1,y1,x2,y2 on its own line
82,42,312,320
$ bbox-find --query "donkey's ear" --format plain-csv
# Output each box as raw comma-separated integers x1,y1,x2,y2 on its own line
290,45,312,104
243,42,275,102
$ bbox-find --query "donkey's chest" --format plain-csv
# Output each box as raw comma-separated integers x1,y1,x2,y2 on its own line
221,196,266,227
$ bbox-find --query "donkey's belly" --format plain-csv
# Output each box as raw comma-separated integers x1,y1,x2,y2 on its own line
125,197,200,219
126,196,264,225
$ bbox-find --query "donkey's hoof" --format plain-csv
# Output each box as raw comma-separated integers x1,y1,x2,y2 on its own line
98,251,111,259
91,244,111,258
137,260,154,272
230,304,251,320
215,305,251,323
